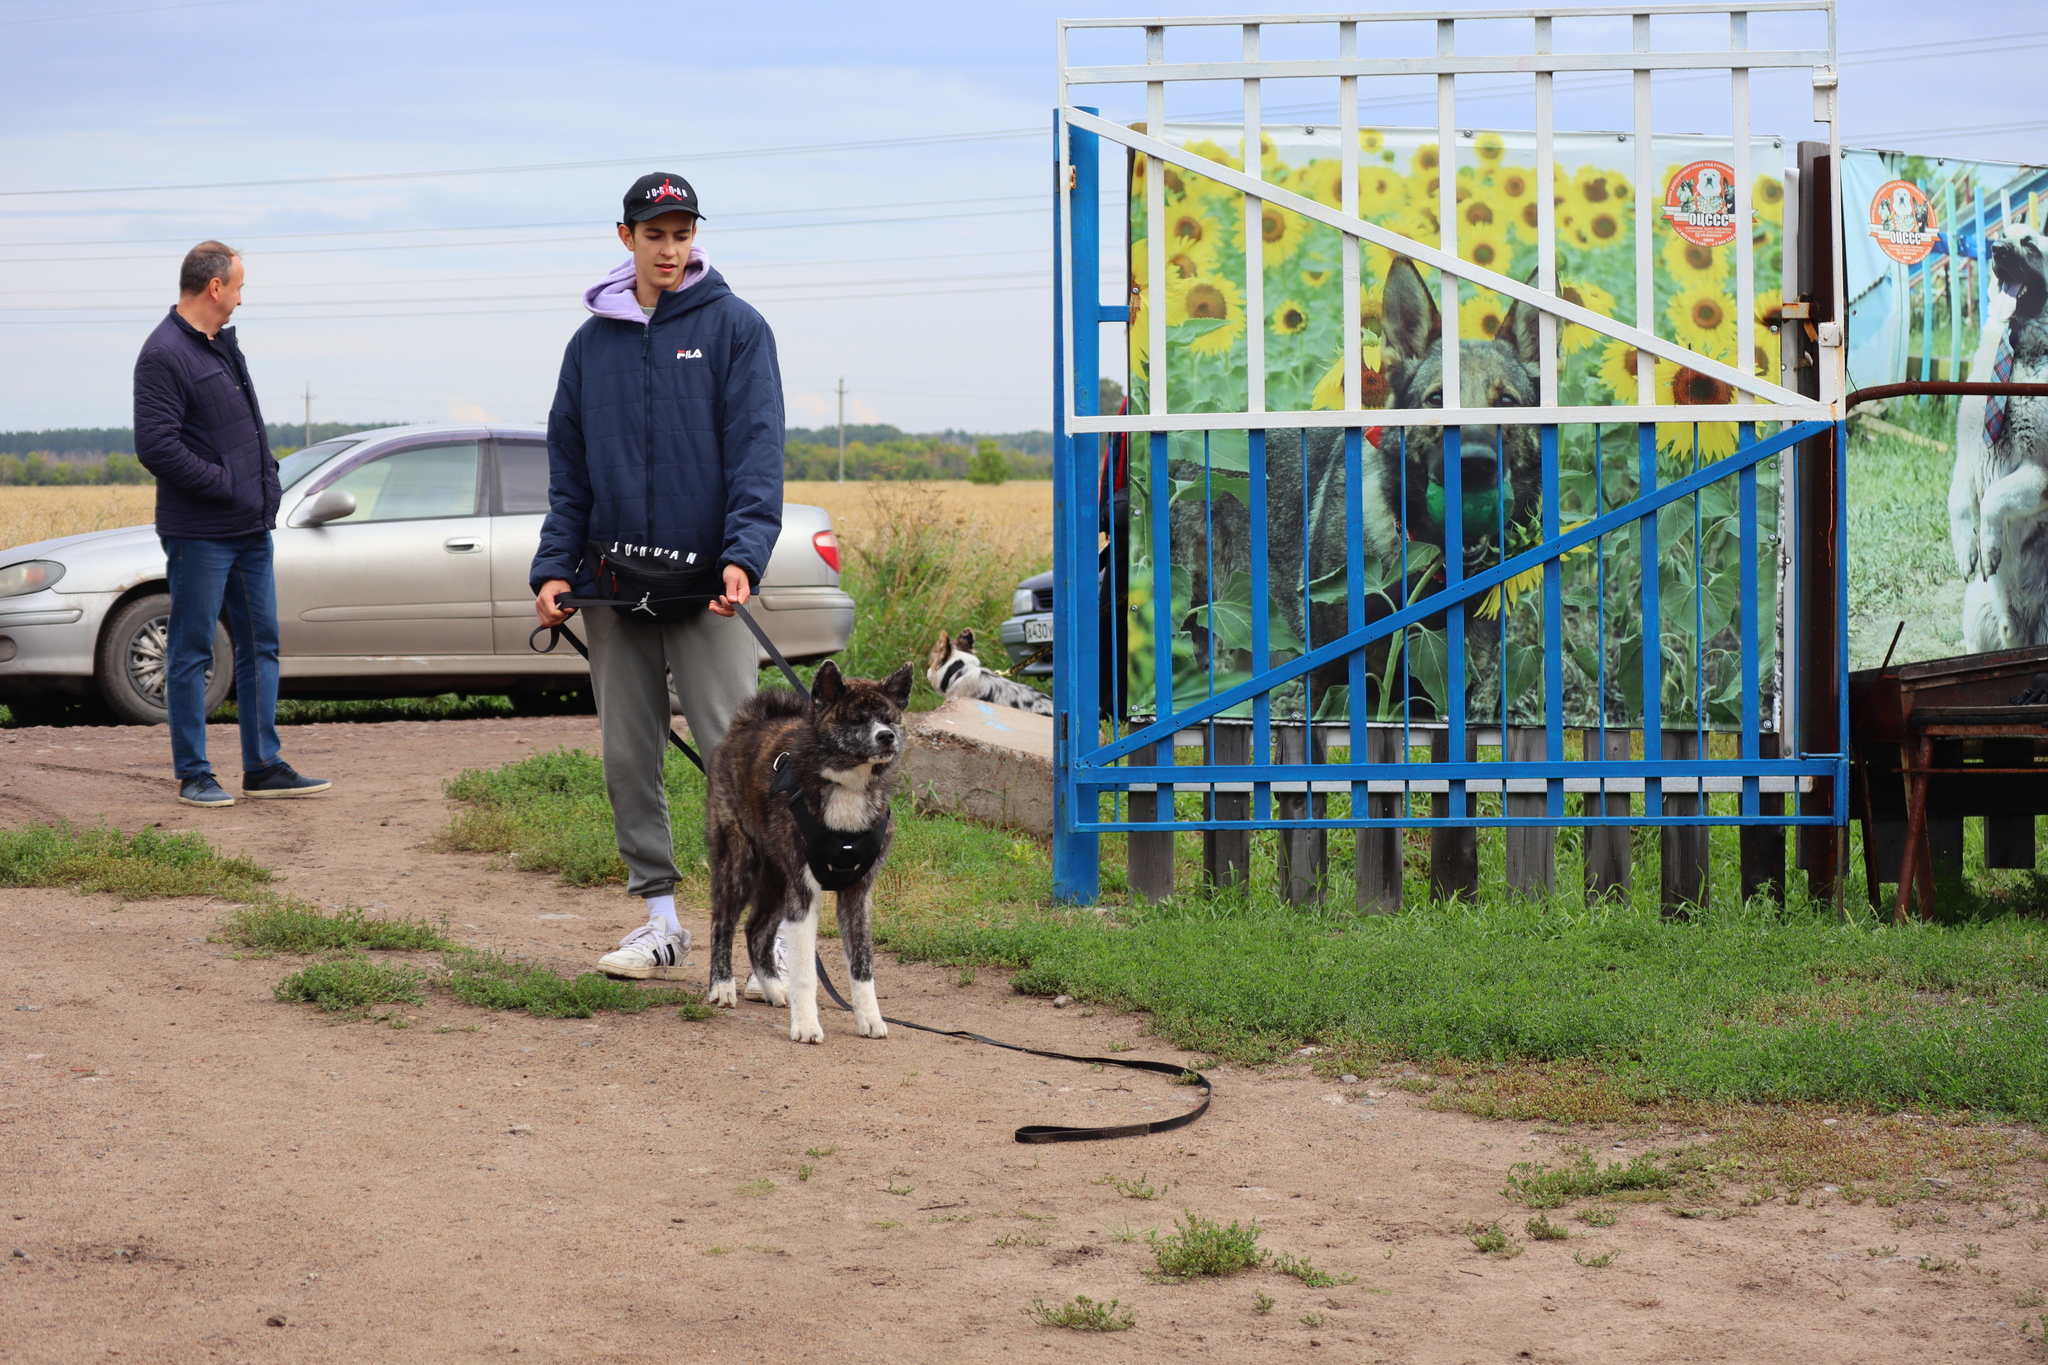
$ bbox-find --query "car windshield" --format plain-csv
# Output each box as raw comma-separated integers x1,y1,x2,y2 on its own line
275,439,359,491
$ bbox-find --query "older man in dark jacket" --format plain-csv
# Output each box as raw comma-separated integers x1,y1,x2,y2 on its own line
134,241,328,808
532,173,783,983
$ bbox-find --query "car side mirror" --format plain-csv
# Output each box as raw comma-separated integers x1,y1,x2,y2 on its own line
292,488,357,527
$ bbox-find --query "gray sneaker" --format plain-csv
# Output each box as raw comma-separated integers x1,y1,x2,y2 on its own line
177,775,234,808
242,761,332,799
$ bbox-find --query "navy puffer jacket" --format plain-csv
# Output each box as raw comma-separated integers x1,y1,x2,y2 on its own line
531,265,784,593
133,309,279,538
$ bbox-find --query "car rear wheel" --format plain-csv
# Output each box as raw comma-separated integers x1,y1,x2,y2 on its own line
96,592,232,726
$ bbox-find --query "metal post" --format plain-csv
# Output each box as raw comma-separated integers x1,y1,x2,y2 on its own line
302,382,313,450
836,378,846,484
1050,106,1102,903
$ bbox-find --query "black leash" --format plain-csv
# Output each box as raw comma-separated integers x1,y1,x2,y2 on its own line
811,954,1213,1144
529,594,1215,1144
526,595,812,774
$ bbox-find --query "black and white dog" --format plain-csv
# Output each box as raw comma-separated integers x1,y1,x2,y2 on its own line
925,630,1055,715
1952,224,2048,652
705,660,912,1043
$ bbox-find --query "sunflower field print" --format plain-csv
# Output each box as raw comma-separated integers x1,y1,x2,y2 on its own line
1122,123,1786,732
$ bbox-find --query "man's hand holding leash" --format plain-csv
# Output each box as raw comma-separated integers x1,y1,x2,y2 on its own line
709,563,749,617
535,578,573,627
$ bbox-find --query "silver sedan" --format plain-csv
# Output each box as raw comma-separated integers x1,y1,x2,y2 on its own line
0,423,854,724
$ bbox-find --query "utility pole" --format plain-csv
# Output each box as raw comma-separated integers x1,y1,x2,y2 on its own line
835,377,846,485
301,382,314,451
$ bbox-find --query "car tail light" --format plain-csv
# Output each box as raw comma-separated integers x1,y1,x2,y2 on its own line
811,530,841,572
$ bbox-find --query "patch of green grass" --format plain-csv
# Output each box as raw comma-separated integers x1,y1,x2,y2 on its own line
1504,1153,1680,1209
0,821,269,899
1097,1172,1166,1200
1466,1222,1523,1258
735,1179,776,1199
991,1232,1048,1248
438,948,711,1019
1577,1207,1619,1227
1251,1289,1275,1314
218,901,449,953
1025,1295,1134,1332
273,954,425,1012
1152,1212,1267,1279
1525,1213,1570,1241
1573,1248,1620,1268
886,886,2048,1122
217,692,534,726
805,1145,837,1158
1272,1251,1354,1286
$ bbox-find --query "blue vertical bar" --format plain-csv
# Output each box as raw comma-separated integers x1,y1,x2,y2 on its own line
1444,426,1465,818
1541,424,1563,818
1835,419,1852,822
1050,106,1100,903
1639,422,1661,820
1738,423,1759,818
1250,430,1271,821
1976,183,1989,323
1346,427,1366,828
1153,429,1173,751
1919,254,1934,382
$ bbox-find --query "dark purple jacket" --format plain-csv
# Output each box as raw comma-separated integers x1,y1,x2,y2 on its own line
133,309,279,538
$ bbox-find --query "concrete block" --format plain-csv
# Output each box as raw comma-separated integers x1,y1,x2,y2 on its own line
901,698,1054,835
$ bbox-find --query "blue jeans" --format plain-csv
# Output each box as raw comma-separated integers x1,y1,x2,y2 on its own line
161,533,281,780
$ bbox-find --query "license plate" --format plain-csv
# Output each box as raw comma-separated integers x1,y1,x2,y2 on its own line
1024,618,1054,644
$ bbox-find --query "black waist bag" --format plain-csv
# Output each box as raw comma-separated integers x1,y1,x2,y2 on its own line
586,540,721,622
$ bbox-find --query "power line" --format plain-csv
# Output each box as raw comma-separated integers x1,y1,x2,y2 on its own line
0,0,253,26
0,128,1042,200
0,194,1048,249
1849,118,2048,145
0,280,1052,325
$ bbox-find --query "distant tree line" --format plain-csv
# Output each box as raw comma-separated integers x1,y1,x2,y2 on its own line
2,419,1058,485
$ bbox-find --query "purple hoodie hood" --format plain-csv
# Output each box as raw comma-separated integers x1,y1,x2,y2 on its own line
583,246,709,323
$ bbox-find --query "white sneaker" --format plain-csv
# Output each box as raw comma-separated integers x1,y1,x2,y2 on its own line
742,934,790,1001
598,923,691,980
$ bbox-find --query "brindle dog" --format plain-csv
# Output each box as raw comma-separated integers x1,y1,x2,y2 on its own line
705,660,913,1043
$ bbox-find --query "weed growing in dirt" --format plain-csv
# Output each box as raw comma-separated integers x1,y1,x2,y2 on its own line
1466,1223,1524,1258
1504,1153,1679,1208
273,955,425,1012
1525,1214,1570,1241
1919,1254,1961,1273
0,822,270,899
1097,1172,1166,1200
1252,1290,1275,1314
1574,1249,1620,1268
1026,1295,1134,1333
1576,1207,1618,1227
1868,1244,1898,1258
1272,1251,1354,1287
2015,1287,2045,1309
955,965,977,987
1299,1312,1325,1328
805,1146,837,1158
1152,1213,1268,1279
992,1232,1048,1248
219,901,449,953
438,948,710,1019
735,1180,776,1199
796,1164,814,1183
1109,1220,1154,1243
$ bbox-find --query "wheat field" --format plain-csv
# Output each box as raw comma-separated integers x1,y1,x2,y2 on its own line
785,479,1051,557
0,487,156,553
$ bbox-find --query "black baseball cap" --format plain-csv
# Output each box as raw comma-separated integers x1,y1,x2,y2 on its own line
623,172,704,224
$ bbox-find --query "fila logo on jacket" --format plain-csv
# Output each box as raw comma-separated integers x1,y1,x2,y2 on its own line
676,348,704,360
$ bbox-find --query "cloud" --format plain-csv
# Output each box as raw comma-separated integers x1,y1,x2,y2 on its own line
786,390,881,427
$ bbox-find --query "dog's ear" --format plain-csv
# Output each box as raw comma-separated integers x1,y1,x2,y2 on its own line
882,663,915,711
811,659,844,706
1381,256,1442,367
927,631,952,671
1496,270,1543,369
958,627,976,653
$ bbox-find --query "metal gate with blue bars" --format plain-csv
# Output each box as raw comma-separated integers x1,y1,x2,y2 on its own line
1047,4,1849,904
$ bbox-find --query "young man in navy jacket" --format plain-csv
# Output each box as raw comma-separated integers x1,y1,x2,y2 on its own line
532,174,784,981
133,241,329,808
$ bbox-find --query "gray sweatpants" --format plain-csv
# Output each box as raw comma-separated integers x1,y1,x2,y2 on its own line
584,605,757,899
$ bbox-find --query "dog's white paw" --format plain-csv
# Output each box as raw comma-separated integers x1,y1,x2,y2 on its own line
850,979,886,1038
856,1013,889,1039
790,1014,825,1044
706,979,738,1009
761,978,789,1008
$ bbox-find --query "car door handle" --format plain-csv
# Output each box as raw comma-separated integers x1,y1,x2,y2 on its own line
444,538,482,553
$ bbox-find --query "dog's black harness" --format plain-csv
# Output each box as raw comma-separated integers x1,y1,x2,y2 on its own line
770,755,887,890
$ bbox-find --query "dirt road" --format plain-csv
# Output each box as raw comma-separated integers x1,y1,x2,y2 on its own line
2,718,2040,1363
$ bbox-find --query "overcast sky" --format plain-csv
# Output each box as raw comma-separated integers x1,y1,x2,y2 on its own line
1,0,2042,436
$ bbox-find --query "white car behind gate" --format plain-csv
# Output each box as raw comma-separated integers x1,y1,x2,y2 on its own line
0,423,854,723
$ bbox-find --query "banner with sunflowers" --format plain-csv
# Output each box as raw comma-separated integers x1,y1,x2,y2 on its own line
1838,148,2048,671
1123,123,1787,732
